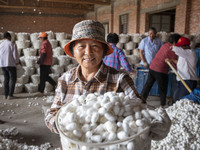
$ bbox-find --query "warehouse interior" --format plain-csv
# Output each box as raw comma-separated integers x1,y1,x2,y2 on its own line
0,0,200,149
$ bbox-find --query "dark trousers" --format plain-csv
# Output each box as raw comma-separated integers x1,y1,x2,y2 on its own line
39,65,57,93
2,67,17,97
141,69,168,106
173,80,197,102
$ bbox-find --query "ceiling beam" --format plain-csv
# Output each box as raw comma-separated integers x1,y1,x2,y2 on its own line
0,4,92,13
21,0,25,5
40,0,111,5
0,0,8,5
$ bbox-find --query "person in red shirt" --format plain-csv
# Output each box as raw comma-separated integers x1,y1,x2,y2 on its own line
37,32,57,96
140,33,181,106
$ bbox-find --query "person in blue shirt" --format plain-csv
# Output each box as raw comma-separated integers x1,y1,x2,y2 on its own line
138,27,163,68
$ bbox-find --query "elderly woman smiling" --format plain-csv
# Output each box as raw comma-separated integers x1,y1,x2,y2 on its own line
45,20,144,133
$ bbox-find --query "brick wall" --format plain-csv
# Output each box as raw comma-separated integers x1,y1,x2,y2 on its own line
0,11,83,33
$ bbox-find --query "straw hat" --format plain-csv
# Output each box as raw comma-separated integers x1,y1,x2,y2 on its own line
64,20,113,57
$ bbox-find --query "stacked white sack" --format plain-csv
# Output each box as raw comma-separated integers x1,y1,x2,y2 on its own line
0,32,3,39
8,31,16,42
53,47,64,56
32,40,41,49
24,83,38,93
126,55,140,65
0,75,4,83
16,65,25,78
14,83,23,93
17,32,29,41
23,48,37,57
49,39,58,49
44,82,53,93
23,67,35,76
125,41,136,50
57,55,71,66
55,32,66,41
116,42,124,49
30,33,39,42
24,56,37,67
65,33,72,39
49,74,59,83
52,56,58,65
151,99,200,150
60,40,70,48
51,65,64,75
131,34,142,43
17,75,29,84
19,56,26,66
15,40,30,49
46,31,55,40
31,74,40,84
57,92,164,150
65,64,78,72
119,34,130,43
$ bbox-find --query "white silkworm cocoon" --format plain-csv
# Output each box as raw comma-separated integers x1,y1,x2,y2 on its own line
85,115,91,123
98,107,107,115
148,109,162,121
135,119,145,127
91,135,102,142
93,102,101,109
65,122,77,131
104,121,117,133
73,129,82,137
78,95,86,104
122,123,131,134
110,96,120,102
66,112,76,122
91,112,99,123
117,131,128,140
102,131,109,139
113,105,120,116
135,111,142,120
125,104,132,112
101,96,109,104
133,106,140,112
81,124,90,132
127,141,135,150
118,108,125,116
107,132,117,141
104,102,113,111
129,121,138,132
123,111,133,117
71,99,80,107
118,92,125,101
87,108,97,115
85,131,93,138
86,93,97,101
141,109,151,122
94,124,104,134
123,115,134,124
117,122,122,127
104,113,116,122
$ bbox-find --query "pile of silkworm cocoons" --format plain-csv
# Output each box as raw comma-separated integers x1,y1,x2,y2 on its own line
151,99,200,150
57,92,161,150
0,127,52,150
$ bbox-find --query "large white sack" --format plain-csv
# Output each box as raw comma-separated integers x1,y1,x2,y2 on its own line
15,40,30,49
125,41,136,50
52,56,58,65
8,31,16,42
25,83,38,93
16,65,25,78
46,31,55,40
0,75,4,83
55,32,65,41
49,39,58,49
116,42,124,49
59,40,70,48
49,73,59,82
14,83,24,93
17,75,29,84
23,48,37,57
24,56,37,67
44,82,53,93
19,56,26,66
32,40,41,49
23,67,35,76
64,64,78,71
0,84,4,95
31,74,40,84
0,32,3,40
30,33,39,42
57,55,71,66
119,34,130,43
53,47,64,56
17,32,29,41
51,65,64,75
65,33,72,39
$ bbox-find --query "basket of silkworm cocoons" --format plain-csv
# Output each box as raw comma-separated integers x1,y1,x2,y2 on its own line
56,92,162,150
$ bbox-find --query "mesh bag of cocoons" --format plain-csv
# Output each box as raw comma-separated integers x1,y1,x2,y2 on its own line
57,55,71,66
32,40,41,49
44,82,53,93
24,56,37,67
15,40,30,49
23,48,37,57
30,33,39,42
46,31,55,40
56,92,158,150
51,65,64,75
49,73,59,82
8,31,16,42
60,40,71,48
0,32,3,39
133,49,140,57
23,67,35,76
55,32,66,41
19,56,26,66
131,34,142,43
123,49,130,56
17,32,29,41
16,75,29,84
193,34,200,43
49,39,58,49
71,58,78,64
65,64,78,72
151,99,200,150
31,74,40,84
14,83,24,93
125,41,137,50
119,34,130,43
53,47,65,56
16,65,25,78
116,43,124,49
24,83,38,93
126,56,140,65
0,84,4,95
17,49,21,56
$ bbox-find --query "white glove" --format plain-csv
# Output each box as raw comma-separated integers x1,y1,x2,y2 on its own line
149,107,171,141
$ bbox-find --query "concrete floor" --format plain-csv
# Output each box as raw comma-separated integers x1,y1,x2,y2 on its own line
0,92,171,149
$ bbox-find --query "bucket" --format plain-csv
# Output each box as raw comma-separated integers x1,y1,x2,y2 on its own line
56,106,151,150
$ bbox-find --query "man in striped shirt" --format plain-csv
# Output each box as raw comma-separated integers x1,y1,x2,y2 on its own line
103,33,135,74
